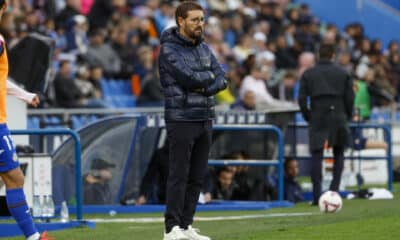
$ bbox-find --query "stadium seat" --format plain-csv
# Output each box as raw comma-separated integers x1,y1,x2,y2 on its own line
27,117,40,129
295,113,305,123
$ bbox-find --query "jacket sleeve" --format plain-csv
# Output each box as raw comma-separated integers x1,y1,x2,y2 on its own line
204,52,227,96
344,74,355,120
298,72,310,122
160,44,213,90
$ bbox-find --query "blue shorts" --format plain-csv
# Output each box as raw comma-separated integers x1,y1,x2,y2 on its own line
0,124,19,173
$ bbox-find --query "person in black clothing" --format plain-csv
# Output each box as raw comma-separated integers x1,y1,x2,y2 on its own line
132,140,212,205
211,167,237,200
137,70,164,106
158,2,227,239
135,141,169,205
284,158,304,203
88,0,126,31
298,43,354,205
53,60,83,108
55,0,80,28
83,158,115,205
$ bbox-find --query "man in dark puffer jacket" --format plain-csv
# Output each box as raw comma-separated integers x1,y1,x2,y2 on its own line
158,2,227,240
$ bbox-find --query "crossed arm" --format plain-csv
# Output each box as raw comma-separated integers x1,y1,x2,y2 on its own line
160,44,227,95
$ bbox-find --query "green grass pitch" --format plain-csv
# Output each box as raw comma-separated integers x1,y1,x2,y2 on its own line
5,185,400,240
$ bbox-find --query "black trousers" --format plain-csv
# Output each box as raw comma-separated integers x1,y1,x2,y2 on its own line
311,146,344,204
164,121,212,232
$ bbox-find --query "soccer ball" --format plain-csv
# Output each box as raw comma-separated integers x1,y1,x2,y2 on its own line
318,191,343,213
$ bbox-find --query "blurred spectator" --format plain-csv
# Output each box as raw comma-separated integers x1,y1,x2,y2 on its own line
0,11,15,43
337,51,353,74
154,1,175,34
295,16,319,52
284,158,304,203
385,40,399,57
85,28,121,77
233,34,254,63
211,167,237,200
239,63,277,106
77,64,109,108
55,0,81,28
134,141,169,205
275,34,297,69
83,158,115,205
110,23,135,78
231,90,256,110
270,70,298,101
370,39,382,55
297,51,315,76
65,14,89,54
215,56,242,105
88,0,127,30
137,70,164,106
53,60,83,108
354,77,372,120
133,45,155,81
253,31,268,52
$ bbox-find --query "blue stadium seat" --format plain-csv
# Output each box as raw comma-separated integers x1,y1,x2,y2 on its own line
295,113,305,123
370,110,390,123
100,79,110,96
109,80,119,95
71,115,84,129
27,117,40,129
115,95,136,108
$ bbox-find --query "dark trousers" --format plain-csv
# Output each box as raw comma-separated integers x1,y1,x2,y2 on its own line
311,146,344,204
164,121,212,232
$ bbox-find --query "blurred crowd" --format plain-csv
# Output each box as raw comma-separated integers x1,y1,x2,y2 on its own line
1,0,399,115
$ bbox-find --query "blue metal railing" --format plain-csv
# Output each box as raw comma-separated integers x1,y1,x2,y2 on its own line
210,124,285,201
289,122,393,191
10,129,83,221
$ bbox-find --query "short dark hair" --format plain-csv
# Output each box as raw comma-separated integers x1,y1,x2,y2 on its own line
319,43,336,59
175,1,204,28
0,0,5,7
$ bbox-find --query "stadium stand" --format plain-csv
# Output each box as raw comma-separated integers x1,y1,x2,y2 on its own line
1,0,398,210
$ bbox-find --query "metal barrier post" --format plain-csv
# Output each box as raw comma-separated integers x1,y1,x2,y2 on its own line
382,125,393,191
212,125,285,201
10,129,83,221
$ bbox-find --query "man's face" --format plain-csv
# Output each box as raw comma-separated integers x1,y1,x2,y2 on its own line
180,10,204,40
99,168,113,181
286,160,299,178
218,170,233,189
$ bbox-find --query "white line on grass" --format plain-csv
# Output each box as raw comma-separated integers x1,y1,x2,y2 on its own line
91,212,315,223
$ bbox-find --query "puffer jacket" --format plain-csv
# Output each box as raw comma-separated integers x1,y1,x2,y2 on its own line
158,27,227,122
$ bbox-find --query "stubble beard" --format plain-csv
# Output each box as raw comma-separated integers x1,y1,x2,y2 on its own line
185,26,203,41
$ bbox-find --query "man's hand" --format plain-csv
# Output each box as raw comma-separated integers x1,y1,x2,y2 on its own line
29,95,40,107
204,192,212,203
